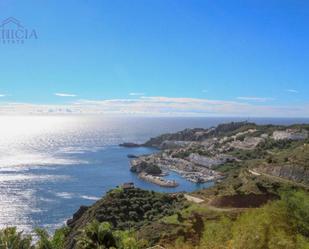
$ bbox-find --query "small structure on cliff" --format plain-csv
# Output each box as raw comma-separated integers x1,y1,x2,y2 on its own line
122,182,135,190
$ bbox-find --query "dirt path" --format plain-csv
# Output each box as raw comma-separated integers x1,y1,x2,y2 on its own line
184,194,243,212
248,169,261,176
184,194,205,203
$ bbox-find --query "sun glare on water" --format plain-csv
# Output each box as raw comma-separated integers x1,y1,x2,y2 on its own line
0,115,70,137
0,115,78,168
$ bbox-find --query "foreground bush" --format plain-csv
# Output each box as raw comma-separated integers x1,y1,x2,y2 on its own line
35,227,69,249
76,220,139,249
0,227,33,249
0,223,139,249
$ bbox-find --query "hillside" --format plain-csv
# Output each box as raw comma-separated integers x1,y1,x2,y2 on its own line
1,121,309,249
131,122,309,185
61,122,309,248
65,187,186,249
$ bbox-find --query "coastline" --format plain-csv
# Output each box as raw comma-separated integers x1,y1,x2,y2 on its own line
129,150,223,186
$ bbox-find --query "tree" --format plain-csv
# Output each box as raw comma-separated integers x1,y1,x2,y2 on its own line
0,227,34,249
113,231,139,249
77,221,116,249
77,220,140,249
35,227,69,249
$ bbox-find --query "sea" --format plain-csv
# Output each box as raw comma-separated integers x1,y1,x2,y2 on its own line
0,115,308,233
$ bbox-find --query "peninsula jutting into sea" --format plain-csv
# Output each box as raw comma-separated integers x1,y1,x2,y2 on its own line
32,121,309,248
122,122,309,188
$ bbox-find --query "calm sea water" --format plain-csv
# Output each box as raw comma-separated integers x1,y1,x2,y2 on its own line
0,115,308,233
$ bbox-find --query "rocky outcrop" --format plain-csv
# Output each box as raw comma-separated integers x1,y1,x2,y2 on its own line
272,129,308,141
119,142,142,147
230,137,264,150
130,157,162,175
67,205,89,228
258,164,309,185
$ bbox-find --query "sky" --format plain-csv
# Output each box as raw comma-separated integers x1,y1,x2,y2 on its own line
0,0,308,117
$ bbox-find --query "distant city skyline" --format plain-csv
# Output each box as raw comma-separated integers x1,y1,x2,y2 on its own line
0,0,308,117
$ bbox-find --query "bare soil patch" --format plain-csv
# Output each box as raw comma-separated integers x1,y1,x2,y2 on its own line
209,193,278,208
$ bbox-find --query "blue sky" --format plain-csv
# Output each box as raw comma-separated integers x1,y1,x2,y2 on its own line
0,0,308,116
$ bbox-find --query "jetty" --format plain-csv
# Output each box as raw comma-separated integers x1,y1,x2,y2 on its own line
138,172,178,187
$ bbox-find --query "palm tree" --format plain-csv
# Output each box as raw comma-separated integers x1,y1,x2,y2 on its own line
77,221,117,249
0,227,34,249
35,227,68,249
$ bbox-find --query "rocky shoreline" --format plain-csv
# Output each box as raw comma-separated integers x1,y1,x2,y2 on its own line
130,153,224,184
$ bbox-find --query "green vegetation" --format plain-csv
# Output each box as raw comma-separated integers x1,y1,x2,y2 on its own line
0,227,33,249
0,222,140,249
0,190,308,249
143,164,162,175
93,188,186,230
0,227,69,249
212,121,257,137
77,220,141,249
35,227,70,249
130,161,162,175
171,146,213,159
267,142,309,169
64,188,187,248
165,190,309,249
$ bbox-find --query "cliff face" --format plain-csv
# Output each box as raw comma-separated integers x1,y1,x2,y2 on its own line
258,164,309,185
273,129,309,141
255,142,309,185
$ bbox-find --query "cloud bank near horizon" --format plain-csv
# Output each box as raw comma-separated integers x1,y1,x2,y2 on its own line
0,96,308,117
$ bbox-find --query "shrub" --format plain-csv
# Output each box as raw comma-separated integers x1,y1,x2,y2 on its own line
35,227,69,249
0,227,33,249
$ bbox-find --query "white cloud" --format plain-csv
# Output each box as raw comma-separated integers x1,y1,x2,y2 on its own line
0,96,308,117
54,93,77,97
0,94,6,97
285,89,298,93
129,92,145,96
236,96,274,102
